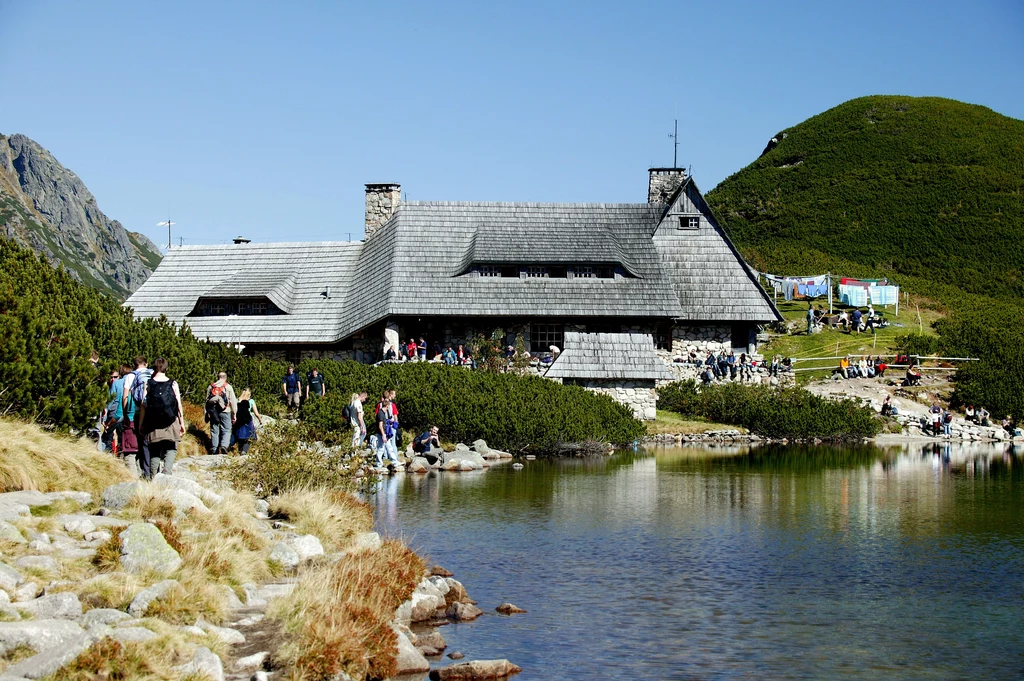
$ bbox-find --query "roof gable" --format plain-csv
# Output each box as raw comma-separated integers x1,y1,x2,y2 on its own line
653,179,782,322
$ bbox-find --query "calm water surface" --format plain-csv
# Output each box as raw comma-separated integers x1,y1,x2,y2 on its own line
373,442,1024,680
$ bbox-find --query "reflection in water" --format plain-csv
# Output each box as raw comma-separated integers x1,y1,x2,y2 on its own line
374,443,1024,680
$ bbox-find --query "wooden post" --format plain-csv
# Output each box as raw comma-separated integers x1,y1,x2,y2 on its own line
917,304,922,334
828,272,833,314
895,286,900,316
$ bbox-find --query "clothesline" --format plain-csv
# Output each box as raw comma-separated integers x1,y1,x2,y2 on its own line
760,270,900,314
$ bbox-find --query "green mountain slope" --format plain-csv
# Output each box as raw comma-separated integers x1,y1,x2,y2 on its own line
707,95,1024,420
707,95,1024,302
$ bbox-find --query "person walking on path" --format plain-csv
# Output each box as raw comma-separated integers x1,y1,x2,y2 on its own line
306,368,326,400
122,356,152,477
373,396,399,470
282,365,302,412
806,302,815,335
101,368,123,453
232,388,262,455
139,358,184,478
205,372,237,455
348,392,367,449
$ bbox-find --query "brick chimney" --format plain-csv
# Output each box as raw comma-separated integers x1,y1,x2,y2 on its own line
365,183,401,238
648,168,687,204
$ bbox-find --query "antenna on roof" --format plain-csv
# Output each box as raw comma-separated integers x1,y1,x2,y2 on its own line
157,212,176,251
668,119,679,168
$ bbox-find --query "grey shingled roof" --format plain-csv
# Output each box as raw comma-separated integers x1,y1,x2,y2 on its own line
127,184,779,344
653,179,781,322
546,332,675,380
125,241,361,344
336,202,684,338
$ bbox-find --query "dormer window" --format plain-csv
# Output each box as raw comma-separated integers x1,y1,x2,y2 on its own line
479,265,501,277
190,297,282,317
575,266,595,278
679,216,700,230
526,266,549,278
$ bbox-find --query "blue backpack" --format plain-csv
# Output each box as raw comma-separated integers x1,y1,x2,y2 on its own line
130,368,153,405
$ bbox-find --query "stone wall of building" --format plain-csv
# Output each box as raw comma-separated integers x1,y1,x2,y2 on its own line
575,379,658,421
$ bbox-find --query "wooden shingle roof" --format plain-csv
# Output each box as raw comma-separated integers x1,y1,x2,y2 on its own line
546,332,675,380
126,183,780,345
357,202,685,325
125,242,360,344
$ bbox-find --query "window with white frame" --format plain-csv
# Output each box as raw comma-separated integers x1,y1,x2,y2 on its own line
525,265,549,278
251,301,268,315
575,266,595,278
530,323,563,353
478,265,501,277
678,215,700,230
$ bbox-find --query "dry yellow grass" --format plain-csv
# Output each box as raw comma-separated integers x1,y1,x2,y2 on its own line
269,539,425,681
0,418,132,494
49,621,227,681
268,489,373,552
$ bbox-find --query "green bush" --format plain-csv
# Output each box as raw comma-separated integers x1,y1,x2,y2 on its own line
658,380,881,438
893,333,940,357
225,423,361,498
295,361,645,453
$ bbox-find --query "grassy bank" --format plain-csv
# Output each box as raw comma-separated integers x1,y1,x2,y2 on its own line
658,380,881,439
0,418,425,680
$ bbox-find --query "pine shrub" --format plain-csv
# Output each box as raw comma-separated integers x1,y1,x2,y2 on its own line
658,380,880,438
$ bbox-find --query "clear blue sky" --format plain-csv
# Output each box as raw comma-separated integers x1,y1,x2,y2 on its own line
2,0,1021,248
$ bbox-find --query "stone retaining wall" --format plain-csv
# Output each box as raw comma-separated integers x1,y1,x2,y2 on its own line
576,380,658,420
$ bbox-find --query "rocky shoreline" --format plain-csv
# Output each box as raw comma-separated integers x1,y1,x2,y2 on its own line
0,446,522,681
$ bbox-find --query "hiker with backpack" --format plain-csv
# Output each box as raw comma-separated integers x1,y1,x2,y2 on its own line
232,388,262,455
122,356,153,477
205,372,238,455
100,368,123,454
344,392,368,449
139,357,184,478
306,368,326,400
372,396,399,471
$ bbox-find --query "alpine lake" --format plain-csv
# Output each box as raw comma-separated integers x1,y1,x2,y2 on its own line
373,441,1024,680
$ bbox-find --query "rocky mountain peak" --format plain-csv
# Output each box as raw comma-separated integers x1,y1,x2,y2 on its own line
0,133,161,299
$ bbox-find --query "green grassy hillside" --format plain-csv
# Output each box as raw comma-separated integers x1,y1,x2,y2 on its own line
707,95,1024,419
708,95,1024,301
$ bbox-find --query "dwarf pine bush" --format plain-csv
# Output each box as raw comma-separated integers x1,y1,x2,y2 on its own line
658,380,880,438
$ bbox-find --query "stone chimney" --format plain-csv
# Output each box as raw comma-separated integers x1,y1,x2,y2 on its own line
365,183,401,238
648,168,687,204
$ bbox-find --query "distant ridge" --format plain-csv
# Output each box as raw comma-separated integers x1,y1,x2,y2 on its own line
707,95,1024,303
0,133,161,299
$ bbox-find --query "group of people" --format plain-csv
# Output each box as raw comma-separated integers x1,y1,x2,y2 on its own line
100,356,185,479
204,372,263,455
281,365,327,412
346,389,444,471
806,303,886,335
694,349,759,384
835,355,888,379
382,338,477,367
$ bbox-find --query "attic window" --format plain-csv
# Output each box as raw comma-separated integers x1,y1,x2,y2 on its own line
679,216,700,230
525,266,549,278
191,297,282,317
573,266,615,279
479,265,501,277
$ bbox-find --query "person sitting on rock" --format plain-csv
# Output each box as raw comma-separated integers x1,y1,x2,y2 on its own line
965,405,976,423
413,425,444,466
978,407,991,427
839,356,851,379
904,364,922,387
